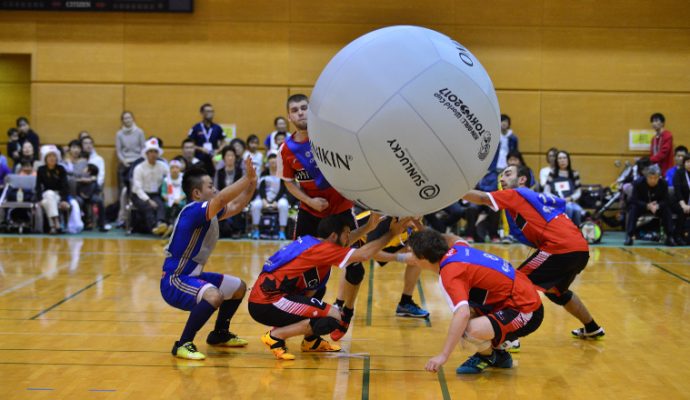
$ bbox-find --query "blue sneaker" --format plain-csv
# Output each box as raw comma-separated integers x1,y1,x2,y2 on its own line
396,302,430,318
251,230,260,240
491,350,513,369
278,231,287,240
456,353,492,374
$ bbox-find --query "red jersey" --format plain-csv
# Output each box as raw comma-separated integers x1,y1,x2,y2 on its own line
439,243,541,314
488,189,589,254
249,241,355,304
277,134,353,218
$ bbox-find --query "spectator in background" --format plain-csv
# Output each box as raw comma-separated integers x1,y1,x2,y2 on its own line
250,153,288,240
116,111,146,194
80,136,105,188
539,147,558,190
230,138,247,172
464,170,501,243
16,117,40,161
7,128,21,167
161,159,186,237
424,202,465,234
181,138,203,170
61,140,87,177
131,138,169,235
544,150,584,227
672,155,690,245
77,164,107,232
495,114,519,171
215,145,242,190
506,150,537,189
17,159,35,176
244,134,264,176
625,165,675,246
14,142,38,173
649,113,674,175
264,116,290,152
188,103,225,155
35,145,70,234
274,131,286,150
0,159,10,184
665,145,687,189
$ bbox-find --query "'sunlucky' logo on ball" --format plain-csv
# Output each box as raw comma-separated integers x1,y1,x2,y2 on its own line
419,184,440,200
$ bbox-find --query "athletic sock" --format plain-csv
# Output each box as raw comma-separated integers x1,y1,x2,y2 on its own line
214,299,242,332
269,333,285,347
304,335,320,342
584,320,600,333
334,299,345,309
399,294,413,305
179,299,217,344
342,306,354,323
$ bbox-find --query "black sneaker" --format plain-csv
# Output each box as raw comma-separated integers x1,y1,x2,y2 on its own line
206,330,248,347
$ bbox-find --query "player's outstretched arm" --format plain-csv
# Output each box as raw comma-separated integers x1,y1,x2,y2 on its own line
348,217,412,264
220,174,258,220
462,190,493,207
208,156,257,218
347,213,384,246
425,304,470,372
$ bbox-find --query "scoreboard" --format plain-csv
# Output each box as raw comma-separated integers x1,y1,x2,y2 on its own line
0,0,193,12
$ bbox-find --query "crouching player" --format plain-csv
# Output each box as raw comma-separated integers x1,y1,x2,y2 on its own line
248,214,411,360
161,158,257,360
407,229,543,374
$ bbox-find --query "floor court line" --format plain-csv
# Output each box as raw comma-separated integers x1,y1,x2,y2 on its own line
437,366,451,400
28,274,112,320
650,263,690,284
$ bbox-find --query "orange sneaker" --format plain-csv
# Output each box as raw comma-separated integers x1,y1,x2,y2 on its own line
261,331,295,360
301,336,341,352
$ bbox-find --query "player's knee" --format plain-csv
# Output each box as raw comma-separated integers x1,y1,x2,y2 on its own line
202,287,223,308
231,280,247,300
327,306,343,320
345,263,365,285
545,290,573,306
309,317,341,336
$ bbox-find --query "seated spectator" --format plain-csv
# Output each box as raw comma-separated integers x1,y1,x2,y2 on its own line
181,138,203,170
244,134,264,176
35,145,70,234
665,145,687,189
539,147,558,190
264,116,290,152
61,140,87,178
425,202,466,234
76,164,107,232
215,146,242,189
16,117,40,161
250,153,288,240
161,159,186,231
496,114,519,171
464,170,500,243
7,128,21,167
116,111,146,195
80,136,105,188
131,138,169,235
625,165,675,246
506,150,537,189
274,131,287,150
17,158,36,176
672,155,690,245
544,150,584,227
14,142,38,173
230,138,246,167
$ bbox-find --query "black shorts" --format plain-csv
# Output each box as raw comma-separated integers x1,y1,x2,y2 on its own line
294,208,357,239
487,304,544,347
518,251,589,294
248,294,332,328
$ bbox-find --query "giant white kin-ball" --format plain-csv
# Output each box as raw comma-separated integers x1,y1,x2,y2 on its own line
308,25,500,216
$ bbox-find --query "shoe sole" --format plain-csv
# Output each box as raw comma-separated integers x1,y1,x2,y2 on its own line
209,342,248,347
261,335,295,360
396,312,430,318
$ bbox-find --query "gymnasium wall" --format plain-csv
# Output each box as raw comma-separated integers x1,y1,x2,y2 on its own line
1,0,689,202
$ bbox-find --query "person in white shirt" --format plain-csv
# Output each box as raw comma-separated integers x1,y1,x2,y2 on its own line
496,114,518,171
538,147,559,190
243,134,264,176
132,138,170,235
80,136,105,188
250,152,289,240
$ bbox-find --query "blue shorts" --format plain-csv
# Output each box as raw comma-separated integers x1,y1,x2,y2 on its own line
160,272,241,311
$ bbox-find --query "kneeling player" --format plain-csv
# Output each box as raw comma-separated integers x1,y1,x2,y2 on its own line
248,214,410,360
408,229,544,375
161,159,257,360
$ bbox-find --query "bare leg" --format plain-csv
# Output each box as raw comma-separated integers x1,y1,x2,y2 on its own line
402,264,421,296
271,320,312,340
464,316,495,356
563,292,594,325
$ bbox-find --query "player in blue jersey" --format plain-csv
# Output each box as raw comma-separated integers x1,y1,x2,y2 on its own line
161,157,257,360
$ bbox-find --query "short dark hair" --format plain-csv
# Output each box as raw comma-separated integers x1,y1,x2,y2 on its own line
221,145,235,159
68,139,82,149
16,117,29,126
182,167,210,199
275,131,287,140
80,135,94,144
408,229,449,264
200,103,213,113
274,116,287,126
266,152,278,160
674,145,688,155
247,134,259,145
515,165,531,182
86,163,99,177
7,127,18,137
20,157,33,168
500,114,511,125
317,214,351,239
287,94,309,109
230,138,246,152
182,137,196,147
650,112,665,123
506,149,527,167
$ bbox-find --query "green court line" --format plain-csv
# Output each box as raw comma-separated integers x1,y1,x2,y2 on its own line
416,280,432,327
618,247,635,256
437,366,451,400
29,275,111,320
655,248,676,257
361,355,371,400
651,263,690,284
366,260,374,326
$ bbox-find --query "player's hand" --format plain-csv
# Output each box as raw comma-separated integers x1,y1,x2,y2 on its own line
425,354,448,372
682,204,690,214
411,217,425,231
244,156,257,182
365,212,383,229
389,217,413,236
310,197,329,212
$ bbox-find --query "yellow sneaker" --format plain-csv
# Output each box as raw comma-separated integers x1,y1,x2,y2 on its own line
261,332,296,360
301,336,341,353
152,223,168,236
206,330,248,347
172,341,206,360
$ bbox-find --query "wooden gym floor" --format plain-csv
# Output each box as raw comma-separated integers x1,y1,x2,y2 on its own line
0,236,688,399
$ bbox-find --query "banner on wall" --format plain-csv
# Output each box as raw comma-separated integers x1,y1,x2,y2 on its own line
221,124,237,140
628,129,655,151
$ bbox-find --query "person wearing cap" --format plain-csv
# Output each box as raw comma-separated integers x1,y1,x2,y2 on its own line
35,145,70,234
625,164,676,246
131,138,170,235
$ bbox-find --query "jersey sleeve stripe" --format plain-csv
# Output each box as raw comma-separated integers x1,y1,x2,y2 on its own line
486,192,500,212
338,248,357,269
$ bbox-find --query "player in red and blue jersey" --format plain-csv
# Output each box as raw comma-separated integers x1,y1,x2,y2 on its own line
160,158,257,360
463,164,604,345
249,214,411,360
407,229,543,374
